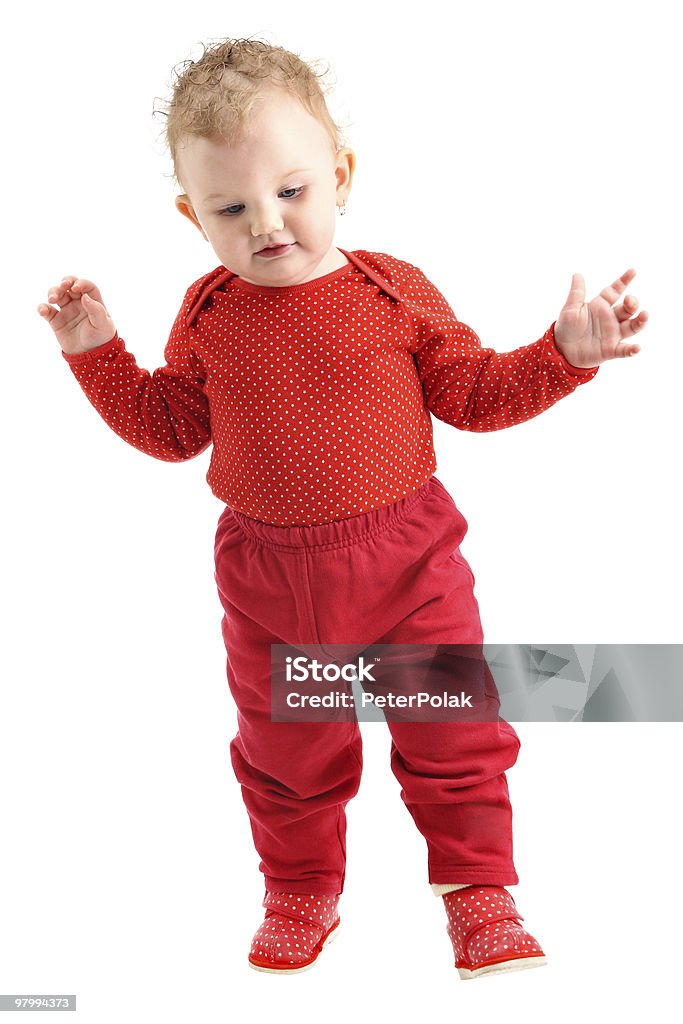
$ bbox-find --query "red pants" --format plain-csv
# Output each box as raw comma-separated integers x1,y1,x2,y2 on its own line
213,475,520,895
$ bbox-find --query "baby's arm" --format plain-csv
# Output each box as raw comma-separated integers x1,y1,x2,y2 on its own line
37,276,212,460
404,266,599,432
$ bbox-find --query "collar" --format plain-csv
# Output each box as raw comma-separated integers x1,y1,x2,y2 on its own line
185,248,403,327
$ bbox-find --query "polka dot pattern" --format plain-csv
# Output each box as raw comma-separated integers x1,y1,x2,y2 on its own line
443,885,546,979
62,249,599,527
248,891,340,972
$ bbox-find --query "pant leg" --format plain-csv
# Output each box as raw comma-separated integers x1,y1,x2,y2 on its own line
214,510,363,896
375,479,520,886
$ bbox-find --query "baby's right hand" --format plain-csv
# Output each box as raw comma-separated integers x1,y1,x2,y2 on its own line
36,276,118,355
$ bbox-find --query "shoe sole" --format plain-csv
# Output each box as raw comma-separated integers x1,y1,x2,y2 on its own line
458,954,548,980
248,919,341,974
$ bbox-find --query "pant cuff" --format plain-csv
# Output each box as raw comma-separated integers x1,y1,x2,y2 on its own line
264,876,343,896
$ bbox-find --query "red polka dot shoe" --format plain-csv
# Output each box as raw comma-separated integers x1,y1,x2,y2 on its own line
443,885,547,979
248,892,341,974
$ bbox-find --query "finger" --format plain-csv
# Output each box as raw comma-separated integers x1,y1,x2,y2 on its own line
563,272,585,311
37,302,59,321
47,276,82,305
614,294,639,321
69,277,98,295
81,291,111,327
615,340,641,358
49,278,96,307
620,310,649,337
48,276,78,298
599,268,636,306
46,283,75,309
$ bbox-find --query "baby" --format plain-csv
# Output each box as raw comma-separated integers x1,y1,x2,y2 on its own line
36,37,648,979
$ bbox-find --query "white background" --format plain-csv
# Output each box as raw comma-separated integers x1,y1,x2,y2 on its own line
2,0,681,1020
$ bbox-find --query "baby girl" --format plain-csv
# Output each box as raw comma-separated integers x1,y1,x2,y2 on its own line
36,37,647,979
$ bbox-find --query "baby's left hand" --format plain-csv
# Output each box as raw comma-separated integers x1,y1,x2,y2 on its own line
554,269,649,369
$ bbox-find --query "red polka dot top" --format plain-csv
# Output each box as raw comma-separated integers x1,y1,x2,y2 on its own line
61,248,600,526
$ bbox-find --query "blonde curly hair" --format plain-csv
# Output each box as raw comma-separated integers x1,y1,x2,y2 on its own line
154,36,349,191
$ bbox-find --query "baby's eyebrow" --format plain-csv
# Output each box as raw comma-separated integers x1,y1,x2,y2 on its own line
204,169,313,202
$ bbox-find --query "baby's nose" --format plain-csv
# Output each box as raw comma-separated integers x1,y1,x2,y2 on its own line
250,206,285,237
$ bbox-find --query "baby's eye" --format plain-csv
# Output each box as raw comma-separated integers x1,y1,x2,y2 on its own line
279,186,304,199
217,186,304,216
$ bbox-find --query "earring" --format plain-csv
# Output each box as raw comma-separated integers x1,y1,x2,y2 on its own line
338,201,346,216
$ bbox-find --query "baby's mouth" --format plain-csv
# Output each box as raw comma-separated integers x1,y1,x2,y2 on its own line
256,243,295,257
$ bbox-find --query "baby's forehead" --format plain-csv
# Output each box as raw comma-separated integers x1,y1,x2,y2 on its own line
179,132,313,173
177,113,333,187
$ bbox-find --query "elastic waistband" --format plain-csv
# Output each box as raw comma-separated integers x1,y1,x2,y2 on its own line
226,475,444,552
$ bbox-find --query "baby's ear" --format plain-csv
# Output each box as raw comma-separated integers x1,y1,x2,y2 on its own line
175,194,209,241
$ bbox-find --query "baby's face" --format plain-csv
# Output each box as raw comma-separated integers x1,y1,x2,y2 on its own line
175,91,355,287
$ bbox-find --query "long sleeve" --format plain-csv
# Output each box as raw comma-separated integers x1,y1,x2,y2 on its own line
61,282,212,461
402,264,600,432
